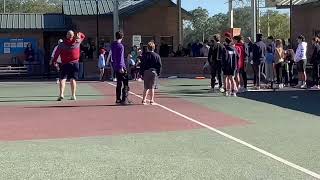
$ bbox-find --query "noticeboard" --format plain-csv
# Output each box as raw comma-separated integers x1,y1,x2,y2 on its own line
0,38,37,55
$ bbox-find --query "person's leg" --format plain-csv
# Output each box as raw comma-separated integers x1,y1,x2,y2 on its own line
116,72,122,103
289,62,294,85
217,61,223,89
70,78,77,99
121,72,130,105
58,79,66,100
252,64,258,87
142,89,148,104
210,64,217,89
242,69,247,89
275,63,280,85
150,89,155,104
100,69,104,81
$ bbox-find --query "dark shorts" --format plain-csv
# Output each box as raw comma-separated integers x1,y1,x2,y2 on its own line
60,62,79,80
223,67,237,76
143,69,157,89
297,59,307,73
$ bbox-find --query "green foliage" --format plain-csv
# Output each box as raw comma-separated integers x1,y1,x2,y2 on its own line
184,7,289,45
0,0,62,13
260,10,290,39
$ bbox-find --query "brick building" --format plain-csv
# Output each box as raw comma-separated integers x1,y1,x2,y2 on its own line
0,0,188,64
0,0,189,74
277,0,320,49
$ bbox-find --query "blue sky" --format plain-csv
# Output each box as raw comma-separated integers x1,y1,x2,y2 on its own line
180,0,289,15
182,0,229,15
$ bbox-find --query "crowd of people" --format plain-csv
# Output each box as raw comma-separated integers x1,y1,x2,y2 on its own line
205,32,320,97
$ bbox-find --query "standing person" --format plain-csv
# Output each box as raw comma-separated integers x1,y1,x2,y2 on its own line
294,35,308,88
200,40,210,57
285,48,295,86
24,43,35,74
274,39,285,88
222,36,239,97
111,31,130,105
140,41,162,105
265,37,275,88
50,39,63,84
252,33,267,90
51,30,86,101
208,34,225,93
98,48,106,81
234,35,248,92
310,37,320,89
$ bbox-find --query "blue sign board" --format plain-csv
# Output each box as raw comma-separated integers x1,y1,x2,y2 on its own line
0,38,37,55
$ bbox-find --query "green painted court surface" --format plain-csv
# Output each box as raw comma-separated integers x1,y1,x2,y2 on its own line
0,79,320,179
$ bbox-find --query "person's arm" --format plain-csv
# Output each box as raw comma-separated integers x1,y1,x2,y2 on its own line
76,32,86,43
156,55,162,76
208,47,213,65
139,55,145,77
51,45,62,65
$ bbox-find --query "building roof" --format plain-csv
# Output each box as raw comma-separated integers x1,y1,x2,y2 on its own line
276,0,320,8
0,13,66,31
62,0,190,17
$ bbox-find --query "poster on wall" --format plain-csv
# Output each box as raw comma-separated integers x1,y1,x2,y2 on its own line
0,38,37,55
132,35,141,47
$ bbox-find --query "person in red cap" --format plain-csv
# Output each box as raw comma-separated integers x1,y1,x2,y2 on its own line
51,30,86,101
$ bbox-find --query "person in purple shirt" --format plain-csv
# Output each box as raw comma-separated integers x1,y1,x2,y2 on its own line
111,31,130,105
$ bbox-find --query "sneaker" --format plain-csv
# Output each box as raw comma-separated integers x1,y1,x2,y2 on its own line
113,78,117,82
295,81,302,88
70,96,77,101
115,100,121,104
150,101,155,105
57,96,64,101
219,87,225,93
310,85,320,90
142,101,148,105
56,78,60,84
138,78,143,82
231,92,237,97
225,91,230,97
279,83,284,89
300,83,307,89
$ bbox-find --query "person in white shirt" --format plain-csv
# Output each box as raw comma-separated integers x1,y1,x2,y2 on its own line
50,39,63,83
200,40,210,57
294,35,308,88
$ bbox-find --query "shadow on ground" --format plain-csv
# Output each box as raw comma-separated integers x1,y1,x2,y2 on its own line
238,90,320,116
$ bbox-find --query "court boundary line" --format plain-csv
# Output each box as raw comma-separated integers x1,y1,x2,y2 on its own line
107,82,320,179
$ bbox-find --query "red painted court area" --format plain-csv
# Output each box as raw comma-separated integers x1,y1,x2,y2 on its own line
0,82,248,141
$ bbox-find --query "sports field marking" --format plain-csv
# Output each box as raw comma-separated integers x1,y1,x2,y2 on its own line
107,82,320,179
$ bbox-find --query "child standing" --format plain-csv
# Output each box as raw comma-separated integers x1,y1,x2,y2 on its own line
222,37,239,97
98,48,106,81
234,35,248,92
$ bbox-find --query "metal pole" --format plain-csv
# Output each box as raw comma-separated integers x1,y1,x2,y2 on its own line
177,0,182,45
251,0,257,42
113,0,119,40
229,0,234,28
290,0,293,48
267,11,270,37
96,0,99,51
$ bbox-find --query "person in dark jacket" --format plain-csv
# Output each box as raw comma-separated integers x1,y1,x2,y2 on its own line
140,41,162,105
222,37,239,97
310,36,320,89
208,34,225,93
252,33,267,89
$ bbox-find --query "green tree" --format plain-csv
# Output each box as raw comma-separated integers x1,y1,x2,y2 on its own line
0,0,62,13
260,10,290,39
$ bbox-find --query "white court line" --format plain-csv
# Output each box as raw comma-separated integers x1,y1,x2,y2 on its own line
107,82,320,179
